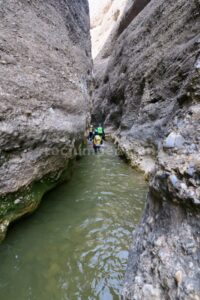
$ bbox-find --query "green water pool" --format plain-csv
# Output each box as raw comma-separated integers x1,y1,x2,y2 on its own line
0,143,148,300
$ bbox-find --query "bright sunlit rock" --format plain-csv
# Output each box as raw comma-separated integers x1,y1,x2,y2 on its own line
89,0,127,59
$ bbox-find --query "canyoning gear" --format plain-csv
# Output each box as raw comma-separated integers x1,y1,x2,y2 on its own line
94,128,98,136
97,126,105,143
92,125,105,148
97,127,103,135
93,135,102,146
93,134,102,153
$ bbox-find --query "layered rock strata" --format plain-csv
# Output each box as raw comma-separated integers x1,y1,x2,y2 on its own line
92,0,200,298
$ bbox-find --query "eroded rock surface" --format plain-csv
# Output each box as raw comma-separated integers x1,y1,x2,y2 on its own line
92,0,200,298
0,0,92,241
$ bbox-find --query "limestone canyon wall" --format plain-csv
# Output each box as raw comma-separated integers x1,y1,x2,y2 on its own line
89,0,127,59
92,0,200,299
0,0,92,241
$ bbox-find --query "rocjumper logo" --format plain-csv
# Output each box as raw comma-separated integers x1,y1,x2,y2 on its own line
46,143,122,159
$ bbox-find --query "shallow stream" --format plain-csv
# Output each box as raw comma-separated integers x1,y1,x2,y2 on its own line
0,143,147,300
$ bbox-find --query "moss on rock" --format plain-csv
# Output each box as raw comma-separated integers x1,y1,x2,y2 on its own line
0,160,74,243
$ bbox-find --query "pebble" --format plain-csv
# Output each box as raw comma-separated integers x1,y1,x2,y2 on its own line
59,137,66,143
14,199,21,205
169,174,179,187
164,132,185,149
147,217,154,225
175,270,183,285
180,182,187,190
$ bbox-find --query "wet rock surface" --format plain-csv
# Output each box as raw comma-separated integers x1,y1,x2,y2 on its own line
92,0,200,298
0,0,92,241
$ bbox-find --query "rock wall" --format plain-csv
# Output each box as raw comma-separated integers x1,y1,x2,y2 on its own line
0,0,92,241
89,0,127,58
92,0,200,298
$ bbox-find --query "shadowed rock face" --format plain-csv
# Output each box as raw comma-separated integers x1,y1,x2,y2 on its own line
92,0,200,298
117,0,151,37
0,0,92,241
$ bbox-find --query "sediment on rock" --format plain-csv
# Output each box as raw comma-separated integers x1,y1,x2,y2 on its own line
0,0,92,241
92,0,200,298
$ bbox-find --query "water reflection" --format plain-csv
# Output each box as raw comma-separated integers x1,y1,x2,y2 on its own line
0,143,147,300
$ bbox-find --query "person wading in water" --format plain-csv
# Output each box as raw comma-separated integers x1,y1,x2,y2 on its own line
88,124,94,141
92,127,101,153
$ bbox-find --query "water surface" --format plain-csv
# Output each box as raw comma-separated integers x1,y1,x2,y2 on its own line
0,143,147,300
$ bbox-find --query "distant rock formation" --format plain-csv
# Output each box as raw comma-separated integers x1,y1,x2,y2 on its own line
92,0,200,298
0,0,92,241
89,0,127,58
